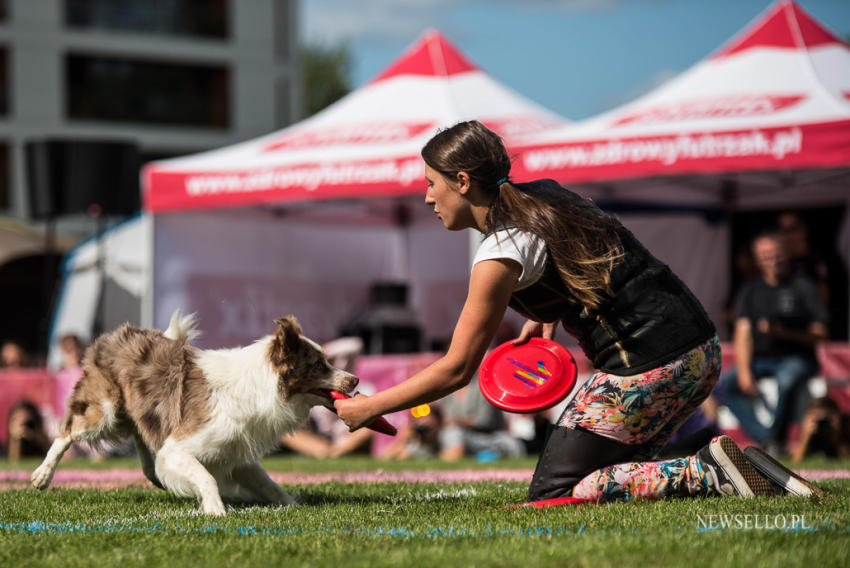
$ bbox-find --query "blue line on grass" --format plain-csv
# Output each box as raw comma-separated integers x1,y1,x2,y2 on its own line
2,521,848,538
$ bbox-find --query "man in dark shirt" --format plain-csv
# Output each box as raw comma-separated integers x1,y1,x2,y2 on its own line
718,231,829,455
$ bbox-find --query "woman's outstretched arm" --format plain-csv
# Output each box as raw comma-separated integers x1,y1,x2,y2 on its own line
334,258,521,430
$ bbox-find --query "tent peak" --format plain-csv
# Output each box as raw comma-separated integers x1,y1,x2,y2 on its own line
370,29,479,83
712,0,847,59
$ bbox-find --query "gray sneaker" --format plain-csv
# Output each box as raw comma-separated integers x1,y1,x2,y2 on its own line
696,436,776,498
743,446,824,499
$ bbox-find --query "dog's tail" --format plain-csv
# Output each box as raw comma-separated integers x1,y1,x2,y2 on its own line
164,309,200,343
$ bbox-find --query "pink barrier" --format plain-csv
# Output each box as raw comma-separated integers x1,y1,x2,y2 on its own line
0,353,444,452
352,352,443,455
0,369,56,446
2,343,849,448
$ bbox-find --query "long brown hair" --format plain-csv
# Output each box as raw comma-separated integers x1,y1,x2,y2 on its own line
421,120,624,310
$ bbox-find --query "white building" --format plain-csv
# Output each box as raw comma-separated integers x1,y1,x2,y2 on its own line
0,0,299,217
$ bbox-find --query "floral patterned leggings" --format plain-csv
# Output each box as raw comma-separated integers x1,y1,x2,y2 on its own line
560,336,722,502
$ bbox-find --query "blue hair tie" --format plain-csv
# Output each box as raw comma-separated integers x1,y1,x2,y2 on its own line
497,177,509,186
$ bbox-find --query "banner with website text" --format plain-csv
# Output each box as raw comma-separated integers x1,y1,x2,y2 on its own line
513,119,850,185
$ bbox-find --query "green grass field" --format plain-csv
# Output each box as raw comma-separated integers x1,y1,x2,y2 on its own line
2,455,849,567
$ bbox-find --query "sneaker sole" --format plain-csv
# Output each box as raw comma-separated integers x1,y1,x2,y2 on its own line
743,446,824,499
709,436,775,497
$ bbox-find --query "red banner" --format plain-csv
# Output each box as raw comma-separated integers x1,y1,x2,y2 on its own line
145,119,850,213
513,119,850,185
144,155,426,213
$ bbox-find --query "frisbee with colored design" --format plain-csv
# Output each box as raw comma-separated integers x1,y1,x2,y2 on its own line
479,338,577,413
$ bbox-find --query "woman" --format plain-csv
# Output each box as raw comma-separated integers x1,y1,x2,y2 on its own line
335,120,818,503
6,400,51,461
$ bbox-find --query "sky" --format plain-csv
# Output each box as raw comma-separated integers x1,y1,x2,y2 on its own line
301,0,850,121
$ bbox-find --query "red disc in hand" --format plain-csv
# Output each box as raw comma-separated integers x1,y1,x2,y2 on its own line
327,391,397,436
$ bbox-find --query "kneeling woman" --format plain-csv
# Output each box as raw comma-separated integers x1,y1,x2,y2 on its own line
335,120,819,502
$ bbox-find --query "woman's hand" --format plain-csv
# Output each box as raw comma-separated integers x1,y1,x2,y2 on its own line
333,393,377,431
512,319,556,345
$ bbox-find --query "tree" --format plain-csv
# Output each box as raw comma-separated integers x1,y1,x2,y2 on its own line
299,42,353,118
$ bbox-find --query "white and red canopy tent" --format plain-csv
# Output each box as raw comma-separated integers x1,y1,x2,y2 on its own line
514,0,850,207
511,0,850,333
142,31,568,347
144,30,565,213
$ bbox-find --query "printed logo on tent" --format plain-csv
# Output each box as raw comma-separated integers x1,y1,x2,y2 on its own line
262,122,437,151
508,357,552,389
612,95,806,127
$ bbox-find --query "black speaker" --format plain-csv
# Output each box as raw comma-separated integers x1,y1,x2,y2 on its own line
26,139,140,218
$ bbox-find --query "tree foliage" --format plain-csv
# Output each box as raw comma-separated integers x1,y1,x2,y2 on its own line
299,42,353,118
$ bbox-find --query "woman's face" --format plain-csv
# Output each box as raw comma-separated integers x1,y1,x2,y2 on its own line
424,165,470,231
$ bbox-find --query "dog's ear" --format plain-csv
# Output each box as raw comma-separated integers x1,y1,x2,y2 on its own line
270,315,302,367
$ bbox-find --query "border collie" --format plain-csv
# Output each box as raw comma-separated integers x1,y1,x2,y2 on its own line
31,312,357,516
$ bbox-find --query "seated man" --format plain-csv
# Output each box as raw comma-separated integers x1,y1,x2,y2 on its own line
439,377,525,461
718,231,828,455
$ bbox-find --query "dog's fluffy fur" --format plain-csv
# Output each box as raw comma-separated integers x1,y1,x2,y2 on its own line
31,311,358,516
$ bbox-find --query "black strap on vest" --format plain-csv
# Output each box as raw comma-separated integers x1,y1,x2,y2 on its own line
527,425,653,501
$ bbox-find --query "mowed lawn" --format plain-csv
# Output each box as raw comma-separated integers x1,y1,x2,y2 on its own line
1,455,849,568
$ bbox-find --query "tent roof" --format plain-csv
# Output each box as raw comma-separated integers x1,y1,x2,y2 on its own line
144,30,567,213
513,0,850,188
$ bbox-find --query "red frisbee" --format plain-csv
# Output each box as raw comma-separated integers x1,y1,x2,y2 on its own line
479,338,577,413
326,390,398,436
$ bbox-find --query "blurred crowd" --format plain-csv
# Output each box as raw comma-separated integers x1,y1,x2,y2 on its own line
2,209,849,465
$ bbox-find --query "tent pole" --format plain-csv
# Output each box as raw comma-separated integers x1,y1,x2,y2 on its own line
141,213,154,329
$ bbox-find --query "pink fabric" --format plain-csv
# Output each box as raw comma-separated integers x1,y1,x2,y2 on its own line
54,366,82,417
0,370,55,446
353,353,442,455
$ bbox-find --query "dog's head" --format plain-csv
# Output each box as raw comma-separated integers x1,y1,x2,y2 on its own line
268,316,359,403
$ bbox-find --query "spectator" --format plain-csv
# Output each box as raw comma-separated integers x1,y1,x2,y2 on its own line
717,231,829,456
1,340,28,368
5,400,50,461
777,211,830,307
380,406,443,460
791,396,850,462
438,378,525,461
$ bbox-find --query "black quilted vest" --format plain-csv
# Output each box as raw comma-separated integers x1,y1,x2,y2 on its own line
506,183,716,375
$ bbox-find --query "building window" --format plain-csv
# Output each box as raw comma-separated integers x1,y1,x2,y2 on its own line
273,0,292,62
275,77,292,128
0,47,8,116
66,54,230,128
0,1,8,23
0,143,9,209
65,0,228,39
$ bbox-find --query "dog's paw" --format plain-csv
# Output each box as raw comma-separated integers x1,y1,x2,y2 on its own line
30,465,55,490
142,468,165,490
280,492,299,506
201,498,227,517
